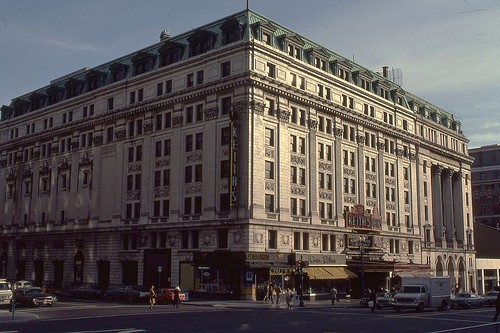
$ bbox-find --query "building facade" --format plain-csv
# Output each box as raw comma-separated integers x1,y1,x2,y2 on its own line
0,10,475,299
470,145,500,293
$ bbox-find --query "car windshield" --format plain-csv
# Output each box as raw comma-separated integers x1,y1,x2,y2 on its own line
400,286,422,293
456,293,470,298
485,292,498,296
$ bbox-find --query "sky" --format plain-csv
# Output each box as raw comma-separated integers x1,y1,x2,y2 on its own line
0,0,499,149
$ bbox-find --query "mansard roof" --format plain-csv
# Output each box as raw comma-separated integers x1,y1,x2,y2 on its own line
0,8,459,127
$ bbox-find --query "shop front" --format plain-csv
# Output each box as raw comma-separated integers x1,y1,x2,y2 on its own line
292,253,357,301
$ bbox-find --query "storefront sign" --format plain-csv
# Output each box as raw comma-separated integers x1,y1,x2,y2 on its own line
346,204,382,231
303,254,346,266
270,267,294,276
230,122,238,206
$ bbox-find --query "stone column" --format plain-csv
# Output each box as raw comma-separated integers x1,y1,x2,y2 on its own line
442,169,454,245
452,172,465,244
431,165,444,245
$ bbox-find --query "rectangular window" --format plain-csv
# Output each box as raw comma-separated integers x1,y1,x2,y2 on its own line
107,97,114,111
221,96,232,115
185,166,192,183
265,128,274,146
267,62,276,78
187,73,194,87
265,194,274,213
221,61,231,77
156,82,163,96
268,230,277,249
196,70,204,84
165,80,172,93
294,232,300,250
265,161,274,179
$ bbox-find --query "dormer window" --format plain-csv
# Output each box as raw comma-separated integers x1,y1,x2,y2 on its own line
65,78,84,99
305,47,328,71
353,70,372,92
46,86,65,106
85,70,106,92
188,30,217,57
288,44,301,60
159,41,185,67
220,18,244,45
252,20,276,46
12,99,29,117
29,93,46,111
109,63,129,83
131,52,156,76
278,33,305,61
331,59,352,82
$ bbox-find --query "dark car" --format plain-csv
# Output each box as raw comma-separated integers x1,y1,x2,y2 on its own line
105,285,149,302
13,287,56,307
43,282,62,295
451,292,483,309
69,285,105,299
483,291,499,307
376,292,396,309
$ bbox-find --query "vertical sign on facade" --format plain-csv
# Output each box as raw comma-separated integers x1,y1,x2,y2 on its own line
230,122,238,206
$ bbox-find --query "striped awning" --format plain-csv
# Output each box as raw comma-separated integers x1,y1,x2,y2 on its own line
304,266,358,280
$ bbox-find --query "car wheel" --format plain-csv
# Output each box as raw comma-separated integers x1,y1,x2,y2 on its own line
465,302,471,309
416,303,424,312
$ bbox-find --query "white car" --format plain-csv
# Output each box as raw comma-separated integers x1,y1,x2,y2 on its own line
14,280,33,289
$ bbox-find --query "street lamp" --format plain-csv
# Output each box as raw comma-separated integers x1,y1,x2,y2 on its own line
359,236,366,299
295,260,305,307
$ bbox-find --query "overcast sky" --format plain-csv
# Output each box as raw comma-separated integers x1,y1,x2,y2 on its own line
1,0,498,149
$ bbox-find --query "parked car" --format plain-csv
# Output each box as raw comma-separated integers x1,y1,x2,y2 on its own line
13,287,56,307
105,285,149,302
69,285,105,299
376,292,396,309
156,288,186,304
451,292,483,309
13,280,33,290
482,291,499,307
43,282,62,295
0,279,13,309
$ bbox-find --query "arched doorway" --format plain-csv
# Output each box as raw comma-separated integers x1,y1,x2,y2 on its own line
447,258,457,292
458,258,466,291
436,258,444,276
74,250,84,284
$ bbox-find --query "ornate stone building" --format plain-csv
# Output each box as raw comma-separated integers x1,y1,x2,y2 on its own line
0,9,474,298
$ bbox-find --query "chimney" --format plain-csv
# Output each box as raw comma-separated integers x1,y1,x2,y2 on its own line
159,29,170,41
382,66,388,78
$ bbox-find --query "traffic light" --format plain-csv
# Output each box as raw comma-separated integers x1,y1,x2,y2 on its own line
296,260,303,274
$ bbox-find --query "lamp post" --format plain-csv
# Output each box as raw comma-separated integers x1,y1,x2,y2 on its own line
359,236,366,299
295,260,305,307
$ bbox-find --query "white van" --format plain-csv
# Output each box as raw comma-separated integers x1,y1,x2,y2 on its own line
0,279,13,308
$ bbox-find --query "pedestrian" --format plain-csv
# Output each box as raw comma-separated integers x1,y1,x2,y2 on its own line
285,288,293,310
173,286,181,308
149,285,156,310
330,287,338,306
267,284,274,304
275,285,281,304
493,291,500,322
369,288,377,313
263,283,270,303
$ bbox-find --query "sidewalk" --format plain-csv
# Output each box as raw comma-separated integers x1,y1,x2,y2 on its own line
183,298,361,309
0,310,38,324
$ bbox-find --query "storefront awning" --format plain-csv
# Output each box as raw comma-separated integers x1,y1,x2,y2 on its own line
304,266,358,280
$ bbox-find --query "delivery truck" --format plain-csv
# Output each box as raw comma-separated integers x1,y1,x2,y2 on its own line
393,276,451,312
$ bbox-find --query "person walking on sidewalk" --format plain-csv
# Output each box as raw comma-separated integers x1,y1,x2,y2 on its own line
149,285,156,310
493,290,500,322
266,284,274,304
173,286,181,308
330,287,338,306
275,285,281,304
285,288,293,310
369,288,377,313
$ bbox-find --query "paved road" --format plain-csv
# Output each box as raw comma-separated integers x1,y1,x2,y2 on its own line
1,299,499,333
